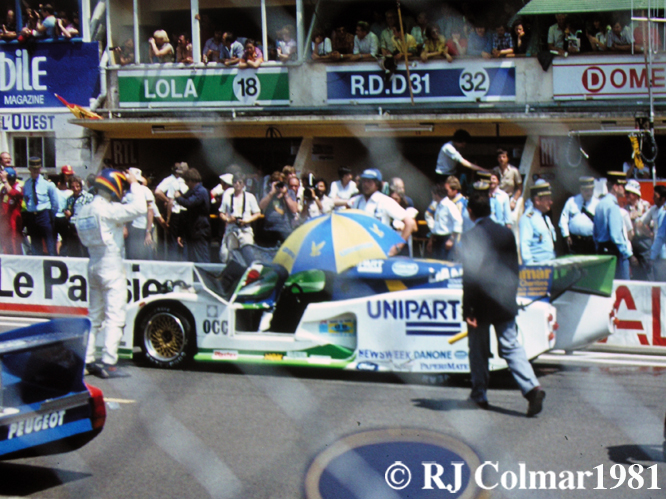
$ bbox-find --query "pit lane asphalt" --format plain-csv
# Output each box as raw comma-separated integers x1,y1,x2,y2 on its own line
1,353,664,499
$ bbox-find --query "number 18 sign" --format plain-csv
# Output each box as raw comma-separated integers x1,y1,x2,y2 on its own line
326,60,515,104
118,67,289,108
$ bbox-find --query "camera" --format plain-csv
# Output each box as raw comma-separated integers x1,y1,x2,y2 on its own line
275,181,285,189
303,188,314,201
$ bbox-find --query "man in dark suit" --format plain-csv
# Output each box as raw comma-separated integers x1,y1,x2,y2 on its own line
173,168,211,263
461,186,545,416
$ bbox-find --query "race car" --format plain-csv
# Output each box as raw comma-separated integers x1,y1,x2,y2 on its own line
124,254,616,374
0,318,106,460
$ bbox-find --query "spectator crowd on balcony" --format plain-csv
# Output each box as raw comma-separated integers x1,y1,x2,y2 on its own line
100,2,665,68
0,4,80,42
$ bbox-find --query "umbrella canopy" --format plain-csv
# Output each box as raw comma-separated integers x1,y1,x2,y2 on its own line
273,210,405,274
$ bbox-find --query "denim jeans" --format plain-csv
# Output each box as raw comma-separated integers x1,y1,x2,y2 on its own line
616,254,630,280
468,319,539,403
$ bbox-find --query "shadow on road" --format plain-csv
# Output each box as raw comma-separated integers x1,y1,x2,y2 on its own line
0,462,90,496
411,398,525,417
607,443,665,464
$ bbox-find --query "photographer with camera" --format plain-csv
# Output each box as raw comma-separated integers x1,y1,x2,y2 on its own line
219,174,261,263
259,172,294,246
303,177,334,220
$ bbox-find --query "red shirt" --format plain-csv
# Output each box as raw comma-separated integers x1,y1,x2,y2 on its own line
1,182,23,221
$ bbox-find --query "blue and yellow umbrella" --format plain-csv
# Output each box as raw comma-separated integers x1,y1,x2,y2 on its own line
273,210,405,274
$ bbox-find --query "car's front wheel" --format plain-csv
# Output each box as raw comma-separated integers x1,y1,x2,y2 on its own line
137,304,195,369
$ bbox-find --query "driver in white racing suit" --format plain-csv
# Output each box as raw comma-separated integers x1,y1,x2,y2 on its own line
75,169,146,378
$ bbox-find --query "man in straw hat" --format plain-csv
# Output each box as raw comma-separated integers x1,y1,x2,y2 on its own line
519,182,557,264
594,171,637,279
559,176,599,255
462,186,546,416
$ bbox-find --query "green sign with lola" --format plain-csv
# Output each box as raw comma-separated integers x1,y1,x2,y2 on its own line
118,67,289,107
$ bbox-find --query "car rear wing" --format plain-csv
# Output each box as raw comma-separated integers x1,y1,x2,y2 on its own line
0,318,91,413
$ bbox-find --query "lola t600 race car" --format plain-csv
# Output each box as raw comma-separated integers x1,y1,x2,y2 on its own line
122,254,615,374
0,318,106,460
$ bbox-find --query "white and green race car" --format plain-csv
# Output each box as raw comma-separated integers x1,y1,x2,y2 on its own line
124,254,616,374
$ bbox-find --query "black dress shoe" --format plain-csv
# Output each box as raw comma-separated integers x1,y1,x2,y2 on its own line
526,388,546,417
467,397,489,410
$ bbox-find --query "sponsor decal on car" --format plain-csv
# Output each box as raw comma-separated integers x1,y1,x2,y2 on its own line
356,260,384,274
284,351,308,359
367,299,461,321
264,353,284,361
318,319,356,335
212,350,238,360
428,265,463,283
358,350,458,361
391,261,419,277
419,362,469,371
3,410,66,440
356,361,379,371
455,351,468,359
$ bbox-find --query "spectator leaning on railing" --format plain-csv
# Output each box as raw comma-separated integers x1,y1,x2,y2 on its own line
203,29,224,64
176,33,193,64
312,28,333,61
238,39,263,68
491,22,514,58
222,32,244,66
421,24,452,62
278,25,298,62
352,21,379,61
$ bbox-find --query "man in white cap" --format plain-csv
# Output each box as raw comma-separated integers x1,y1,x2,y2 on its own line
625,180,652,279
559,176,598,255
124,168,155,260
348,168,416,256
211,173,234,205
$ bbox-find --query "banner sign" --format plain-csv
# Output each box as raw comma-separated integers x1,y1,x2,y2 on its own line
118,67,289,107
602,281,666,349
326,60,515,104
0,256,193,316
553,55,666,100
1,113,56,131
0,42,99,110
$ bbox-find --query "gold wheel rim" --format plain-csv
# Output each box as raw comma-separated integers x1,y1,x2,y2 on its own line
145,313,185,362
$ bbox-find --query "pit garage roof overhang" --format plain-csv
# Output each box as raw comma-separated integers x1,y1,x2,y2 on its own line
518,0,656,15
71,110,652,139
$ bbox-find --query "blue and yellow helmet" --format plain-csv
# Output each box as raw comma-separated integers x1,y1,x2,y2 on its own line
95,169,128,201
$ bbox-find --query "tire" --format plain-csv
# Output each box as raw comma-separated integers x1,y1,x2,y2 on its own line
137,304,195,369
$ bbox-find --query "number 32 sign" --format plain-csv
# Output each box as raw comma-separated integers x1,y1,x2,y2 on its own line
327,61,515,104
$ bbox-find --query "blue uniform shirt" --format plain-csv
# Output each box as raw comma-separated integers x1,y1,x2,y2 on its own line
559,194,598,237
650,207,666,260
520,207,556,264
593,193,632,258
23,175,60,214
490,190,512,226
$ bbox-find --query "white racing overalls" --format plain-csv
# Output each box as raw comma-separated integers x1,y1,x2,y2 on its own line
75,184,147,365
